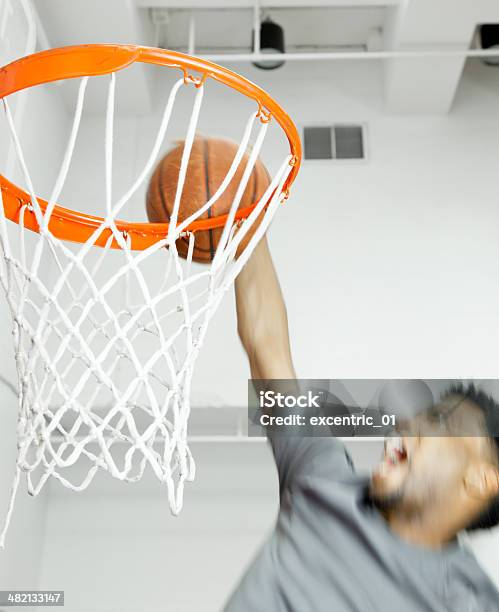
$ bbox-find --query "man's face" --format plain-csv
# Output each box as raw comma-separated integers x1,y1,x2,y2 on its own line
370,397,493,518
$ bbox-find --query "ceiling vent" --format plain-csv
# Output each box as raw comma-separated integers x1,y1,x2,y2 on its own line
303,125,365,160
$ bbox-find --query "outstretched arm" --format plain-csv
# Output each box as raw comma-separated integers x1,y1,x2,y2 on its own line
235,236,295,380
236,237,353,487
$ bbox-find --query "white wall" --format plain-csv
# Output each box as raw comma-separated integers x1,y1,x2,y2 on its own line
157,58,499,404
0,13,70,592
38,443,278,612
55,57,499,406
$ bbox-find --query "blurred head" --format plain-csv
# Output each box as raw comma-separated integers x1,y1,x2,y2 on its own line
369,383,499,536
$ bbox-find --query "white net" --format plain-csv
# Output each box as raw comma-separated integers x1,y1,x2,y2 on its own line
0,65,294,547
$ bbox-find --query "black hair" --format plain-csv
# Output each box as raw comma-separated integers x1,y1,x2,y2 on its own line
441,382,499,531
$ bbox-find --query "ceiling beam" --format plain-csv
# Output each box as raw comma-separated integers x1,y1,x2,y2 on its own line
135,0,400,8
383,0,476,114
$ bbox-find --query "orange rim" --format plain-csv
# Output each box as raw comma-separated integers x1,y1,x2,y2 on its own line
0,44,301,250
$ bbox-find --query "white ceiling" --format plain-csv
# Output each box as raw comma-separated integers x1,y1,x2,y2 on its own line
151,7,387,52
30,0,499,114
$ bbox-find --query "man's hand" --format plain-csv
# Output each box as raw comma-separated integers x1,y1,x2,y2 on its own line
235,236,296,380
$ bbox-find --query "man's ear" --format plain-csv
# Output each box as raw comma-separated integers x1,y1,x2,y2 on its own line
463,463,499,500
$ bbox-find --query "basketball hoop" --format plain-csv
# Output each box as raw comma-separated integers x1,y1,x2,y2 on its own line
0,45,301,547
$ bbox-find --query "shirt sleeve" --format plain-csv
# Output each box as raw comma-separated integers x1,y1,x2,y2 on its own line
257,383,355,489
268,387,356,489
271,436,355,491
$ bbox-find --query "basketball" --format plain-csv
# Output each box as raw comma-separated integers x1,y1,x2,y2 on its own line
146,137,271,262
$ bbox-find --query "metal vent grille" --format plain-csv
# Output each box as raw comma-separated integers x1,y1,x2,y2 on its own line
303,125,365,160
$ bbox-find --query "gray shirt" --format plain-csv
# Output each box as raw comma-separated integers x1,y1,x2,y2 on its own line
223,436,499,612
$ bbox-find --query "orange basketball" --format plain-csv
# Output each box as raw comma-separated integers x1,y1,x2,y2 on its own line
146,137,270,263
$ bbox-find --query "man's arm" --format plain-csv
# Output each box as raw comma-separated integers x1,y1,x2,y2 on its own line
235,236,296,380
235,237,354,489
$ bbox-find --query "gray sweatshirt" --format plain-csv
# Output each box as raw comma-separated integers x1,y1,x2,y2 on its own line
223,436,499,611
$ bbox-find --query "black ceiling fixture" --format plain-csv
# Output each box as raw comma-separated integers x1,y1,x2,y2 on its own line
253,16,285,70
479,24,499,66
